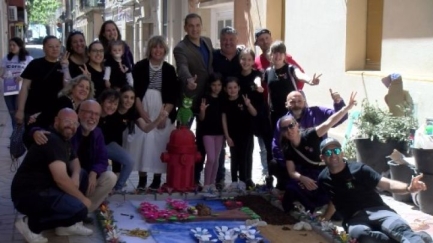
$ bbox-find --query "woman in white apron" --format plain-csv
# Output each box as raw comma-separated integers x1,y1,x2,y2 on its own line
125,35,180,191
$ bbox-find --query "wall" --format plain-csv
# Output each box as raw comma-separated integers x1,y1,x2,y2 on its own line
0,2,8,57
285,0,433,137
265,0,283,41
345,0,367,71
381,0,433,76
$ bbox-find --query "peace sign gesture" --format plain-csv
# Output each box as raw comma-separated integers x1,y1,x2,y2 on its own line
79,64,91,79
309,73,322,85
346,91,357,110
408,173,427,192
242,94,251,107
200,98,209,112
60,51,70,67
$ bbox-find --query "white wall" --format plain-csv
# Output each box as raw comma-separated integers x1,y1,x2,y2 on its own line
285,0,433,137
381,0,433,76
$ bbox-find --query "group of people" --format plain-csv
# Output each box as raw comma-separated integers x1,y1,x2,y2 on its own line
1,12,431,243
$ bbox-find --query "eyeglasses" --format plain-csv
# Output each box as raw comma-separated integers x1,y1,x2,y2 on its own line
323,148,342,157
80,109,100,117
280,122,297,131
90,49,104,54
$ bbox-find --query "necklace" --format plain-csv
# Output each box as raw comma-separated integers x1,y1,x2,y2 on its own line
149,61,163,71
68,96,77,110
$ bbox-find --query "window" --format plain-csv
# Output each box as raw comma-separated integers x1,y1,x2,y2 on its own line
212,9,233,49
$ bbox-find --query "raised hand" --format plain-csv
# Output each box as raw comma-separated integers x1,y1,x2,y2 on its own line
79,64,91,79
309,73,322,85
200,98,209,112
60,51,70,67
408,173,427,192
119,62,129,73
329,89,342,103
187,75,198,90
242,94,251,107
346,91,357,110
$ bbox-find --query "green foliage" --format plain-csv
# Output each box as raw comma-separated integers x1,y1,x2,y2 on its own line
355,99,418,143
26,0,60,24
342,139,357,161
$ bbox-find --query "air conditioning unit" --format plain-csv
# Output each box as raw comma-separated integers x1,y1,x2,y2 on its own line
8,6,18,21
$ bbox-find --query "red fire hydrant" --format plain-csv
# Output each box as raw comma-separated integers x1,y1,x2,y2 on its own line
161,126,202,192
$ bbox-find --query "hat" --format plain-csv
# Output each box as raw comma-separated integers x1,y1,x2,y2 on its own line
255,28,271,44
320,138,342,154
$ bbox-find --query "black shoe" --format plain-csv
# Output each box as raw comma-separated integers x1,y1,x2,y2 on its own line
149,175,161,190
265,176,274,188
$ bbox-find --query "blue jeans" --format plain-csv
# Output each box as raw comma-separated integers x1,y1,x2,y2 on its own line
13,169,88,233
106,142,134,190
346,206,426,243
4,95,17,128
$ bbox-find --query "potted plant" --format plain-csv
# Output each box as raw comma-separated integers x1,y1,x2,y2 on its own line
350,99,417,174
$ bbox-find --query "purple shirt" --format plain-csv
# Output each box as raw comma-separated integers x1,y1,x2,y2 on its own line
272,101,347,164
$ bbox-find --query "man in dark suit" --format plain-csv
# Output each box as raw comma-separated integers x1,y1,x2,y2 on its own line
174,13,214,108
173,13,214,186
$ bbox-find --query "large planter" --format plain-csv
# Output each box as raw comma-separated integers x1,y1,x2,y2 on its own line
354,138,407,174
413,148,433,175
418,173,433,214
387,161,416,202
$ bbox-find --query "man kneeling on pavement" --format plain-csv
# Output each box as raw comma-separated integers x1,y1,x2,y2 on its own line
11,103,116,242
318,137,432,243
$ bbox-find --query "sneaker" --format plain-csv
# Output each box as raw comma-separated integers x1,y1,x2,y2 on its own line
416,231,433,243
201,185,217,197
226,182,238,192
215,180,225,190
15,216,48,243
55,222,93,236
209,184,217,193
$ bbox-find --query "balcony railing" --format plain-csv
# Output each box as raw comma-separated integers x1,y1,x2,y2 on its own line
80,0,105,10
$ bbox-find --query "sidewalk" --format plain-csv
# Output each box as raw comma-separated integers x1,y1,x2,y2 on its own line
0,99,432,242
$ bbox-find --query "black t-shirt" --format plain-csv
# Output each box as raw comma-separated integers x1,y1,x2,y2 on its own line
98,109,139,145
223,96,254,138
237,70,264,110
318,162,390,221
105,56,129,89
212,50,242,80
77,133,92,173
21,58,64,115
68,58,85,78
199,95,224,136
265,64,297,114
11,130,76,201
32,96,74,129
86,63,105,99
283,128,324,170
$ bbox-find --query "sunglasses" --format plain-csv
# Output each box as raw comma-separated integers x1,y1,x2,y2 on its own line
281,122,297,131
323,148,342,157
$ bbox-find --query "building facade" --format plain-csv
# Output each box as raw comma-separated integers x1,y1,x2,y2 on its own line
0,0,8,56
6,0,26,40
284,0,433,126
72,0,105,41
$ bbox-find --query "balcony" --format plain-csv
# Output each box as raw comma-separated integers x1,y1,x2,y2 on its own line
80,0,105,11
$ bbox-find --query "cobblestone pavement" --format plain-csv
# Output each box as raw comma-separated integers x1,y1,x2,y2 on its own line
0,99,432,243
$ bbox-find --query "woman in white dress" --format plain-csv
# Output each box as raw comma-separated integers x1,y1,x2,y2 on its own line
126,36,180,191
